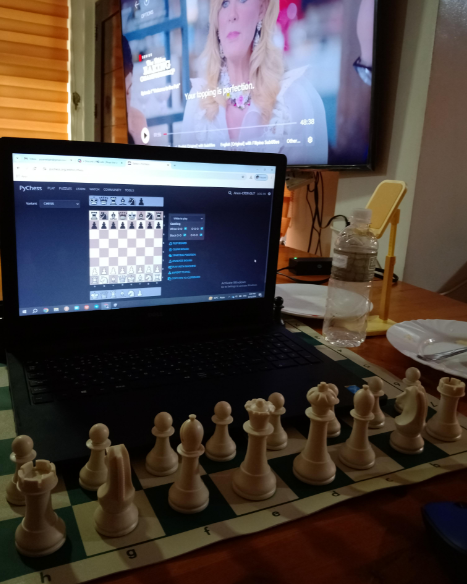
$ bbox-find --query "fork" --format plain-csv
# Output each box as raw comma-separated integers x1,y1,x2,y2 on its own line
417,346,467,362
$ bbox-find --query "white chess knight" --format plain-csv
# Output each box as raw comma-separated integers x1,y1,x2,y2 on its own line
205,401,237,461
94,444,139,537
339,385,376,470
294,382,339,485
6,435,36,506
168,415,209,513
232,398,277,501
15,460,66,557
368,377,386,429
390,385,427,454
146,412,179,476
79,423,111,491
267,393,288,450
426,377,466,442
395,367,421,413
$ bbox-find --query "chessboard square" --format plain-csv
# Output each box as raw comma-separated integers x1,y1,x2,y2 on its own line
89,230,99,240
99,257,110,267
144,475,236,537
118,256,128,266
199,448,247,475
89,239,99,248
127,256,137,265
127,238,136,247
369,431,449,469
127,247,137,257
315,345,347,361
153,254,162,263
296,332,323,347
0,410,16,440
340,412,397,437
60,456,98,506
422,426,467,455
127,230,137,239
132,455,206,489
109,257,118,266
136,256,145,265
117,237,128,248
337,358,376,379
266,427,307,460
209,466,298,516
109,239,118,248
137,230,146,238
330,443,403,482
136,248,145,257
0,507,86,582
109,248,118,257
136,238,145,248
109,230,118,239
98,238,109,249
73,490,165,556
0,368,8,387
90,258,99,267
98,230,109,238
99,248,109,258
0,437,16,476
146,230,154,238
0,473,26,521
0,386,11,411
268,452,354,499
118,248,128,257
145,239,155,248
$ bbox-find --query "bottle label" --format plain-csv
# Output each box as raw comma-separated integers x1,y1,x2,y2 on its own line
331,250,377,282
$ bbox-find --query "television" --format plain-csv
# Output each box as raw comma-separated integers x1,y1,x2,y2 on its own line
120,0,378,169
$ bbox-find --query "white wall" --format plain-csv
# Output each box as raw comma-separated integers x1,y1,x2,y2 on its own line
334,0,439,277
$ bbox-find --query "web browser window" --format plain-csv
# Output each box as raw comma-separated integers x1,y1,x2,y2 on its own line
12,154,277,316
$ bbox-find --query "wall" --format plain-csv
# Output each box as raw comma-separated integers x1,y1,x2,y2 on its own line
403,0,467,301
334,0,439,275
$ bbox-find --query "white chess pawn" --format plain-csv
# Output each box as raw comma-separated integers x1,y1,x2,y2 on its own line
232,399,276,501
390,385,427,454
169,415,209,513
426,377,466,442
267,393,288,450
79,424,111,491
146,412,179,476
15,460,66,557
206,402,236,461
294,382,339,485
339,385,375,470
95,444,138,537
395,367,421,413
368,377,385,429
6,435,36,506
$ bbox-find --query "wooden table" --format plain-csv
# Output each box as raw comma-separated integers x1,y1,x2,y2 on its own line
102,246,467,584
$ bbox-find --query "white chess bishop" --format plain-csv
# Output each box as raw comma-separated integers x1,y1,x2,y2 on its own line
146,412,179,476
339,385,376,470
94,444,138,537
79,423,111,491
232,398,276,501
426,377,466,442
168,415,209,513
205,402,236,461
390,384,427,454
294,382,339,485
15,460,66,557
6,435,36,506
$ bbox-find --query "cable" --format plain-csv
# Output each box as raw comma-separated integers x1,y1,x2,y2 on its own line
277,267,329,285
440,279,467,296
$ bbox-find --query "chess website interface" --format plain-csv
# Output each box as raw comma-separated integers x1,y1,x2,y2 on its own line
12,153,276,317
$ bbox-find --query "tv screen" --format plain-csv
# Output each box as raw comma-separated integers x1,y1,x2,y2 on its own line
120,0,377,168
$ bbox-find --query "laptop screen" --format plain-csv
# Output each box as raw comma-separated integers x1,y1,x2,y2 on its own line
12,153,277,317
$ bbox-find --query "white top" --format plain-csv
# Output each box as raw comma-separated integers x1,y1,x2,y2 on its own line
181,66,328,166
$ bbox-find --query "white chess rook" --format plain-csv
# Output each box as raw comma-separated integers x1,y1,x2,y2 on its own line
94,444,138,537
6,435,36,506
169,415,209,513
390,385,427,454
426,377,466,442
206,402,237,461
267,393,288,450
368,377,385,429
294,382,339,485
395,367,421,413
15,460,66,557
79,423,111,491
232,398,276,501
146,412,179,476
339,385,376,470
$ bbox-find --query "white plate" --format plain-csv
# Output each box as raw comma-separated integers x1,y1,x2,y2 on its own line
386,319,467,379
275,283,373,319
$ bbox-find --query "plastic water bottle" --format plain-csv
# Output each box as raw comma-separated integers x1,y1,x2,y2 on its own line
323,208,378,347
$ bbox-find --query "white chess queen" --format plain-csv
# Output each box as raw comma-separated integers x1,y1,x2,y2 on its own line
180,0,328,165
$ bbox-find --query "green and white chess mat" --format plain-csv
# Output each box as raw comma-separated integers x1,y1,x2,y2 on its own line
1,319,467,584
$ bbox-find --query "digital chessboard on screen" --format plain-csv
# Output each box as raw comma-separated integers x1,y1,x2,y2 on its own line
88,210,163,288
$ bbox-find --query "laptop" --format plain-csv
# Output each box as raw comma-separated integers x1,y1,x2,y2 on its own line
0,138,359,462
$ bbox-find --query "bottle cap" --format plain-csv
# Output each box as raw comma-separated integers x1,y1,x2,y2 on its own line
352,208,372,224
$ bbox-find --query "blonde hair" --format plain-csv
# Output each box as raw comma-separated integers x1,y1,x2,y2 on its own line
200,0,283,123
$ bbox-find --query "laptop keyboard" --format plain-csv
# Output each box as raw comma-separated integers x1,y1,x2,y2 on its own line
25,333,321,404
